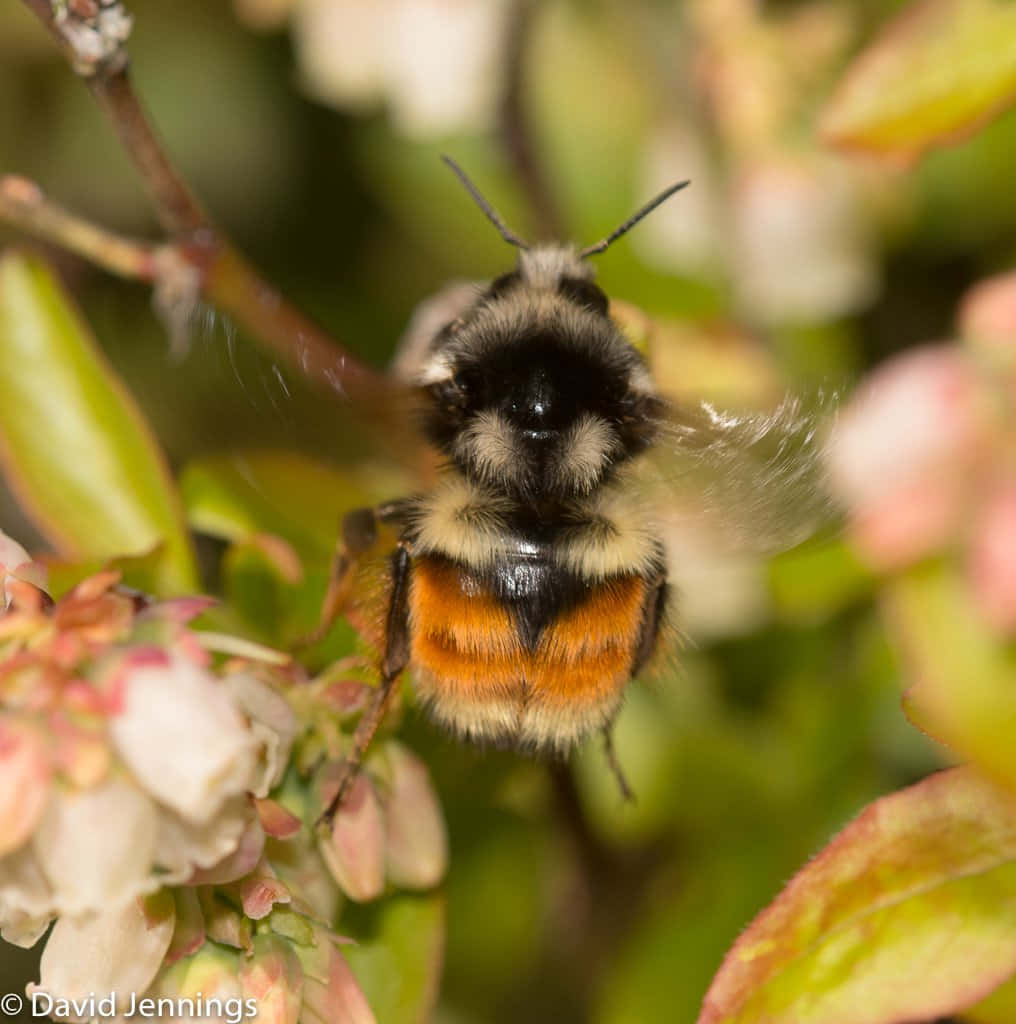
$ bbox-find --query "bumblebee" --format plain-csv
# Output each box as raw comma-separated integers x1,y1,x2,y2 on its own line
320,160,823,823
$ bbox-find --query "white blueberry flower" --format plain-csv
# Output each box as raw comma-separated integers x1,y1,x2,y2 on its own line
32,893,175,1016
108,651,258,825
285,0,509,138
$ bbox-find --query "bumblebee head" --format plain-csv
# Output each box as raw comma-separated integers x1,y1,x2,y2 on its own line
417,246,662,500
414,159,686,501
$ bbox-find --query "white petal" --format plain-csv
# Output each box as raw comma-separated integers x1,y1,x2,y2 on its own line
226,673,296,798
732,158,876,324
293,0,391,108
0,845,53,946
33,777,158,914
110,654,257,824
0,530,32,608
36,894,174,1005
155,795,255,883
386,0,507,138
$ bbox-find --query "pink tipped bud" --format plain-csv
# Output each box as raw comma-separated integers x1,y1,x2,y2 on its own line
239,862,292,920
256,797,302,839
238,935,303,1024
827,345,989,568
297,932,376,1024
0,717,51,856
381,743,447,890
969,481,1016,632
960,271,1016,352
318,773,385,903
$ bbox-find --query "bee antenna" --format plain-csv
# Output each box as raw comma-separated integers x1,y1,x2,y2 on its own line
579,180,690,258
441,155,530,250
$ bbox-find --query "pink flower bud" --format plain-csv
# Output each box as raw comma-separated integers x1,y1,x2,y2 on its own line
150,940,246,1020
968,481,1016,632
238,935,303,1024
296,928,375,1024
238,861,291,920
256,797,302,840
827,345,990,568
381,743,447,890
318,773,385,903
0,717,51,856
265,833,341,926
959,270,1016,352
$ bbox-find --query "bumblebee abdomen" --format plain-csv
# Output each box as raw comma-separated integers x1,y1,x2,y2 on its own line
408,553,662,751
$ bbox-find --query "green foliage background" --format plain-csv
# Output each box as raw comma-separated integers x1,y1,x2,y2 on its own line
3,1,1016,1021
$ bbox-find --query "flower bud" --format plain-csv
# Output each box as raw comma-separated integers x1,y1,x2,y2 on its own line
968,481,1016,632
960,270,1016,354
318,773,385,903
237,934,303,1024
827,345,990,568
295,926,375,1024
0,716,51,857
150,940,246,1023
380,742,447,890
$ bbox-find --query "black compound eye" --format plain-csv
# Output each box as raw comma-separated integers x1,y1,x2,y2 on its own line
557,277,609,316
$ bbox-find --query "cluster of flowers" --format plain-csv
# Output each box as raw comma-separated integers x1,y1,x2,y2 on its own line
827,270,1016,631
0,535,446,1023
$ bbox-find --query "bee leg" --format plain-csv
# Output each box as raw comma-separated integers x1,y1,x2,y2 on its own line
301,501,407,647
602,725,635,803
318,542,413,829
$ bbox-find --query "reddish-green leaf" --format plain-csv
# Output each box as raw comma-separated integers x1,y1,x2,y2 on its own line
698,767,1016,1024
821,0,1016,164
0,252,197,594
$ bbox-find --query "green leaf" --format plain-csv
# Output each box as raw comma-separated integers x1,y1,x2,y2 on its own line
180,450,412,561
698,767,1016,1024
0,252,197,594
885,561,1016,794
342,893,445,1024
821,0,1016,164
767,534,874,623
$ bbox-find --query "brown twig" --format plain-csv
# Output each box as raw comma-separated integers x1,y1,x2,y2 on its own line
499,0,568,242
11,0,390,407
1,176,159,280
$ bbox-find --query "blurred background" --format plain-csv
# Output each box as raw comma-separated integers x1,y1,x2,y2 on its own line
3,0,1016,1021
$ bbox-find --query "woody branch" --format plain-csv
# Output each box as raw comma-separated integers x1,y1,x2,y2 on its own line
6,0,388,404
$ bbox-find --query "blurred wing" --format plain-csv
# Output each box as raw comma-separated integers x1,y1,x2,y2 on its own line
637,391,841,555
